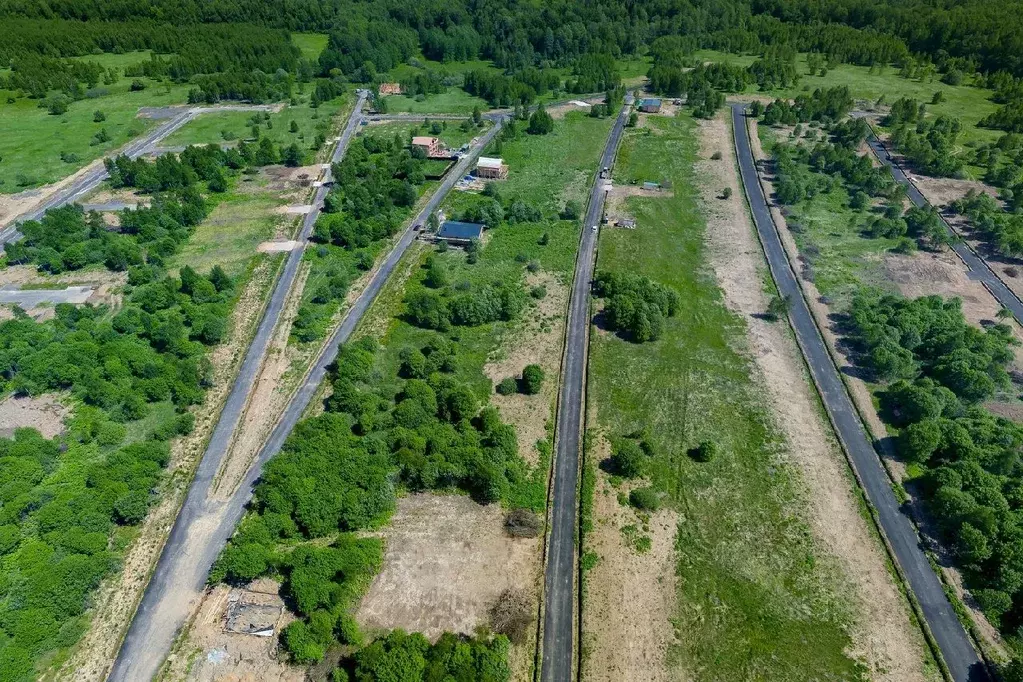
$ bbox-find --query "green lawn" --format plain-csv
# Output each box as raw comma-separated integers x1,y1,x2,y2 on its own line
590,113,864,680
362,119,485,151
161,89,353,153
67,50,156,72
0,78,191,193
168,174,285,278
383,88,492,115
292,32,329,61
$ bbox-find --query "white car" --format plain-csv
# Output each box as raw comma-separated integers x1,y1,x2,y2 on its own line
591,225,598,233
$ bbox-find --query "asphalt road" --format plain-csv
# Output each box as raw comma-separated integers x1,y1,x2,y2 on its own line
863,131,1023,322
0,104,277,245
106,112,501,682
730,103,988,682
540,100,631,682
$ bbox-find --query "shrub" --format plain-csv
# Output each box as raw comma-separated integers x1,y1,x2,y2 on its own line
504,509,542,538
521,364,545,394
689,440,718,462
721,186,733,199
496,377,517,395
610,439,644,477
629,486,660,511
530,285,547,299
711,151,723,160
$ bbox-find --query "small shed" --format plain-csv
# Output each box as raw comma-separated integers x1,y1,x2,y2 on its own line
437,220,484,244
476,156,509,180
639,98,662,113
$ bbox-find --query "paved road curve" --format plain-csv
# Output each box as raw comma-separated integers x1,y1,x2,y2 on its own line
863,131,1023,322
107,115,502,682
0,104,278,244
540,100,631,682
730,103,988,682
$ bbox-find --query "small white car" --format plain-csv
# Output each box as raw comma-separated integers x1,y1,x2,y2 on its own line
591,225,598,233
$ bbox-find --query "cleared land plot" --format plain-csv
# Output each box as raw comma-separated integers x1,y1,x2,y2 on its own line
0,393,71,438
585,111,867,680
292,33,329,61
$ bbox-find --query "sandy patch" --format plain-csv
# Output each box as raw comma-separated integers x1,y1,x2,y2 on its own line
261,165,322,193
704,113,931,680
160,581,301,682
909,171,997,209
484,272,566,466
257,240,301,253
274,205,313,216
581,435,679,682
0,393,71,438
356,493,541,680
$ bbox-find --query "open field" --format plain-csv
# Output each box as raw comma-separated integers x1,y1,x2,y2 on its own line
0,77,191,193
291,32,329,61
584,111,870,680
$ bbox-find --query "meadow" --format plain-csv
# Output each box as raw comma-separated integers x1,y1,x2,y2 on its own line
587,113,864,680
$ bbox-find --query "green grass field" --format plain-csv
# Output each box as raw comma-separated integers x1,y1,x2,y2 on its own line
168,174,285,278
292,32,329,61
0,77,191,193
589,113,864,680
161,89,353,154
67,50,156,71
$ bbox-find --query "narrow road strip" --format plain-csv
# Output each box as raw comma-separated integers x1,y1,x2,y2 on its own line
730,103,987,682
107,115,502,682
539,99,631,682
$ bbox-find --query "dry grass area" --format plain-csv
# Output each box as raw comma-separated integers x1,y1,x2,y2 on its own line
0,393,71,438
913,173,996,208
581,436,680,682
0,158,109,228
161,580,301,682
51,256,281,682
484,272,566,466
701,113,933,680
356,493,542,681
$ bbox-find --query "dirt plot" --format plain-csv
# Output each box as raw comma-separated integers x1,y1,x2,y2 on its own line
356,493,541,679
0,393,71,438
912,173,997,208
698,114,932,680
484,272,566,466
161,580,302,682
581,436,680,682
261,165,322,193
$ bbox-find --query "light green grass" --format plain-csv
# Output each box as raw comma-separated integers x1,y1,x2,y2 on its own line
383,88,492,115
168,175,284,277
0,78,191,193
66,50,156,71
592,113,864,680
696,49,1001,149
362,119,484,151
292,33,329,61
162,89,352,151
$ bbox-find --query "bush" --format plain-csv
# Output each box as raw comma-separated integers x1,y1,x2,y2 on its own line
504,509,542,538
720,186,733,199
561,200,581,220
496,377,517,395
93,110,106,122
689,440,718,462
610,439,644,477
521,364,544,395
629,486,660,511
711,151,723,160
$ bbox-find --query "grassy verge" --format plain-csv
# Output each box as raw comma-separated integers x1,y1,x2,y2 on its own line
588,112,864,679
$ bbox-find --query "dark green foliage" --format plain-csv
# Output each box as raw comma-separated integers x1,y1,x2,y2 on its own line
496,377,517,395
521,364,544,395
527,105,554,135
689,440,718,463
951,190,1023,257
890,115,965,178
609,438,644,478
349,630,509,682
593,271,681,343
629,487,660,511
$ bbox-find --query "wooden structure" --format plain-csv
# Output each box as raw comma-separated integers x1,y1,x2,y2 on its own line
475,156,509,180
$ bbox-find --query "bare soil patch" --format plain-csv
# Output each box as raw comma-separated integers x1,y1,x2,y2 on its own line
161,581,301,682
911,173,997,209
0,159,108,228
581,435,680,682
701,113,931,680
261,165,322,193
484,272,566,466
0,393,71,438
356,493,541,680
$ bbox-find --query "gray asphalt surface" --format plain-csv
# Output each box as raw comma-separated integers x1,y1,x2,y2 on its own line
863,131,1023,322
107,90,367,682
107,108,501,682
0,104,276,245
731,103,988,682
540,100,631,682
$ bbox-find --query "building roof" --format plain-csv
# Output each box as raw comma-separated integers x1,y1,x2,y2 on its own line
412,136,438,146
640,98,662,106
477,156,505,169
438,220,484,241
